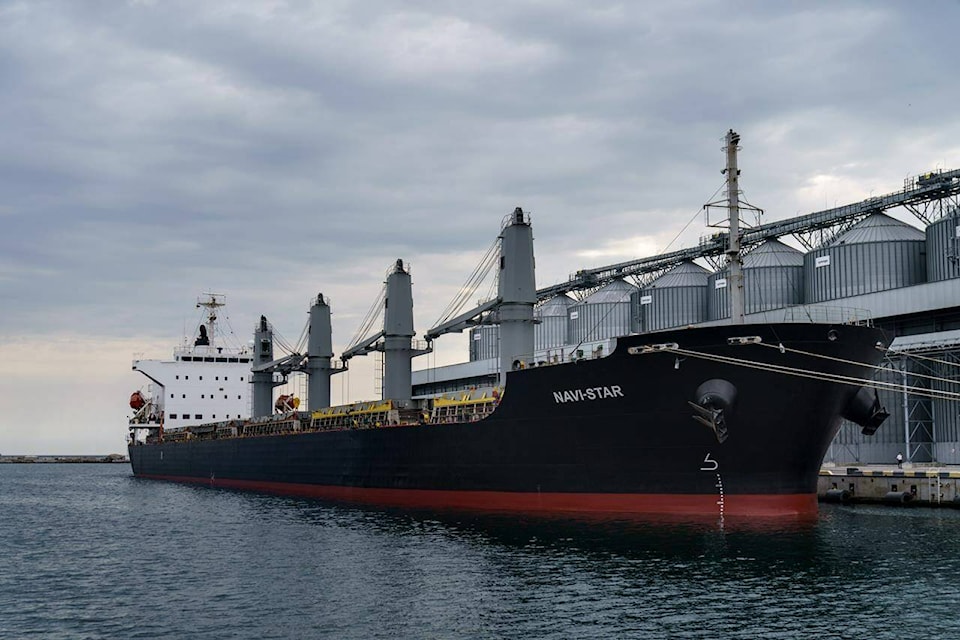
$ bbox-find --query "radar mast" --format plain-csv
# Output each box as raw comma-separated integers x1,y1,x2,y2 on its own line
196,293,227,349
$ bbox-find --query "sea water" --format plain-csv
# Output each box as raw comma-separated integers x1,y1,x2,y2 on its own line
3,463,960,639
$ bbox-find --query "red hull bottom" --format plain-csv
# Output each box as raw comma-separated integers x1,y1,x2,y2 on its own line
136,473,818,518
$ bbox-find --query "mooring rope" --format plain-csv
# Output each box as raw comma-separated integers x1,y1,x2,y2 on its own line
754,342,960,388
652,345,960,402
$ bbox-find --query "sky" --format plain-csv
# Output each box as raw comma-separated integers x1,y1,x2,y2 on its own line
2,0,959,455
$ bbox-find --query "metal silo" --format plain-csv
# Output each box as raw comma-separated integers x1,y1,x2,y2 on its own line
926,207,960,282
637,261,709,333
708,239,805,320
468,325,499,361
535,294,574,351
804,213,926,303
568,279,636,344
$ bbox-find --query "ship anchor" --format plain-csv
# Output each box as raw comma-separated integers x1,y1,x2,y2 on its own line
688,378,737,444
689,402,729,443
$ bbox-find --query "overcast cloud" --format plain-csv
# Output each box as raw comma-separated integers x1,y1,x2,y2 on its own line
2,0,959,454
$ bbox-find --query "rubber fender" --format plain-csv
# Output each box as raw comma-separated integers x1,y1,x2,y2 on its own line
694,379,737,413
883,491,913,504
824,489,851,503
842,387,890,435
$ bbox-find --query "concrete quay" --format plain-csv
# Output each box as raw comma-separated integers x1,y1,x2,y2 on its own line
819,464,960,506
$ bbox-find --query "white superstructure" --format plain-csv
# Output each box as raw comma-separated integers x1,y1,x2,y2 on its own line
129,294,252,435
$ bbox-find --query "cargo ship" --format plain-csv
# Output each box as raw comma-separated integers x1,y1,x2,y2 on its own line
128,131,891,518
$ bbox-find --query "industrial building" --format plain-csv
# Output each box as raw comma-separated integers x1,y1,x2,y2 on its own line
414,170,960,466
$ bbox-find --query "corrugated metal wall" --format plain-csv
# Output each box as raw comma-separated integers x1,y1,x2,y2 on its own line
805,241,927,302
637,262,709,332
933,350,960,464
708,266,805,320
709,240,805,319
926,212,960,282
826,358,940,465
468,325,499,361
805,213,927,303
568,280,636,344
535,295,573,350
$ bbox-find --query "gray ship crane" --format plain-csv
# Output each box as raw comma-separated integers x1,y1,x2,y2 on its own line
425,207,537,385
536,138,960,301
341,259,431,406
250,294,346,418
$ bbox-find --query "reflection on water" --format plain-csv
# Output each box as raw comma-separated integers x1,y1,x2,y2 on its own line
5,464,960,639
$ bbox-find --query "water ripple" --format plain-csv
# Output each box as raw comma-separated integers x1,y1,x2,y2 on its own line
3,464,960,638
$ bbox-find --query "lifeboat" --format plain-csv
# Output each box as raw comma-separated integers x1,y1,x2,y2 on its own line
275,395,301,412
129,390,146,410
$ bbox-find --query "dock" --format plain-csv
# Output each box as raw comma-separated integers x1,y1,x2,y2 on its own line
819,464,960,506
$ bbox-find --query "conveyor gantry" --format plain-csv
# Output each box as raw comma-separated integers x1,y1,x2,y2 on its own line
536,168,960,301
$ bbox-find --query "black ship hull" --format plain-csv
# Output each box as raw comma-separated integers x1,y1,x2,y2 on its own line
130,323,886,517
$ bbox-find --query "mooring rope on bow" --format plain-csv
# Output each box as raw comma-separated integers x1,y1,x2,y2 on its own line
651,346,960,403
754,342,960,388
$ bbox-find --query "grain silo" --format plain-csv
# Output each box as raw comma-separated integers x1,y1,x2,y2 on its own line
535,294,574,351
636,261,709,333
707,239,805,320
568,279,636,344
925,208,960,282
804,213,926,303
468,325,499,361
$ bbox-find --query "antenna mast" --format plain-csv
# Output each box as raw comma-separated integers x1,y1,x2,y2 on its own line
724,130,745,324
196,293,226,348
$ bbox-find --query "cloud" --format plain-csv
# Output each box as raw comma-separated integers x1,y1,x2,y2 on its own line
1,0,959,452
